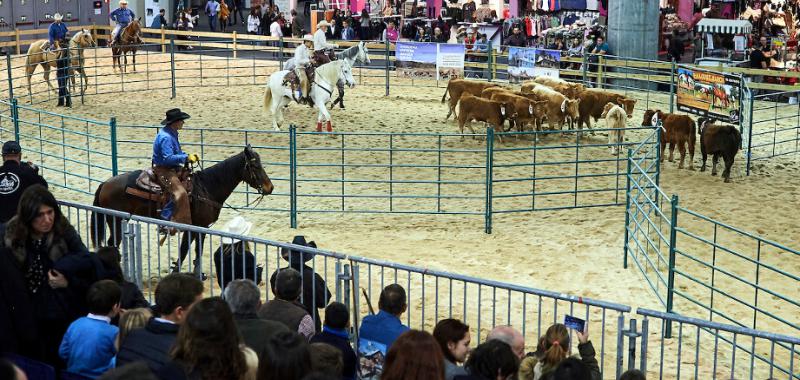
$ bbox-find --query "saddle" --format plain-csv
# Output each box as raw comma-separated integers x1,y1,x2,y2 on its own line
124,167,193,203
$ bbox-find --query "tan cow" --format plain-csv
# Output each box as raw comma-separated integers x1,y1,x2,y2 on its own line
530,86,581,131
601,103,627,155
577,89,637,131
531,77,586,99
457,94,516,135
441,79,501,120
490,92,548,132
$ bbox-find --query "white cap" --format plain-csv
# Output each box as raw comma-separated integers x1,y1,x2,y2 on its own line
53,13,63,21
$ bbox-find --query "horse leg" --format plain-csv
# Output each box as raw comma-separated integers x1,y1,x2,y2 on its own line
132,51,137,72
318,101,333,132
192,233,206,280
174,231,191,273
26,65,34,101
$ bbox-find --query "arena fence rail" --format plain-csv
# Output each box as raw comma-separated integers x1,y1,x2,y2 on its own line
6,29,793,178
57,198,798,379
628,308,800,379
625,129,800,349
0,89,658,233
741,87,800,174
58,198,635,378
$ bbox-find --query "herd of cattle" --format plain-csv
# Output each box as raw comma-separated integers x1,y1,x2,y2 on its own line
439,77,743,183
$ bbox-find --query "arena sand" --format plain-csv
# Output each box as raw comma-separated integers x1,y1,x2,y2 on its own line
7,49,799,378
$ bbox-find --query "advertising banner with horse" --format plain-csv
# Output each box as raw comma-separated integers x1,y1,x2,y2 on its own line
676,66,741,124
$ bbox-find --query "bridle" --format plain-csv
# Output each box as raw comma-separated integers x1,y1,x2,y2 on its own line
192,151,268,212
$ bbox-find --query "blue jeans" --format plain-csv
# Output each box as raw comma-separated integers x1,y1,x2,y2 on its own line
208,15,217,31
161,199,174,220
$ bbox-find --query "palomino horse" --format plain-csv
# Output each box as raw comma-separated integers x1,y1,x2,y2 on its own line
263,60,356,132
91,145,274,276
112,18,142,73
284,42,370,109
24,29,96,100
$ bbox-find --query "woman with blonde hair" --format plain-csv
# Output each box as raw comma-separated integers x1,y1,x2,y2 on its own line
518,323,600,380
117,308,152,347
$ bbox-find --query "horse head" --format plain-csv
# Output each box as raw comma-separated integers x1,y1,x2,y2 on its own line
242,144,274,195
73,29,96,48
339,61,356,88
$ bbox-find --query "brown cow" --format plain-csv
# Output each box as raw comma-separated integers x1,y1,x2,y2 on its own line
642,109,696,170
697,117,742,183
531,85,580,131
531,77,586,99
441,79,501,120
577,89,637,131
457,94,516,135
490,92,548,132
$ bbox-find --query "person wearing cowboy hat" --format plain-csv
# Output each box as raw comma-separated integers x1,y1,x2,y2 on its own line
110,0,136,45
213,216,263,290
294,34,315,105
151,108,199,228
313,20,338,65
268,235,331,333
47,13,68,52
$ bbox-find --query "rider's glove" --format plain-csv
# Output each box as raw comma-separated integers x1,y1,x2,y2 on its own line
187,154,200,163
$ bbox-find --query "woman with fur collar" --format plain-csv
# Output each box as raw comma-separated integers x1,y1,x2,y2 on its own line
0,184,91,366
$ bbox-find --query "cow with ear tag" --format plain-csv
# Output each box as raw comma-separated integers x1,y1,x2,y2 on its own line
456,94,517,138
530,85,580,131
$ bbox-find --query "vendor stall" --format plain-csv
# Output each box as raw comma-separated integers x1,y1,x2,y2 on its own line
695,18,752,67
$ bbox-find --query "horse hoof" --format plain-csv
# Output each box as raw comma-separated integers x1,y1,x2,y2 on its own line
724,178,731,183
712,172,718,176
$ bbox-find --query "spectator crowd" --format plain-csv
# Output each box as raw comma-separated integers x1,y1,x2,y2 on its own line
0,140,644,380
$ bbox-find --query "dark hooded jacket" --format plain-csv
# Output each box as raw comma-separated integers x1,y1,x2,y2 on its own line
0,215,93,358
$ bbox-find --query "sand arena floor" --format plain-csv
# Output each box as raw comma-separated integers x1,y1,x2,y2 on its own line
4,48,799,378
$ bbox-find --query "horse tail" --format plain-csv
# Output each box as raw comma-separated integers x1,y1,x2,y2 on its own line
263,85,273,114
91,183,105,248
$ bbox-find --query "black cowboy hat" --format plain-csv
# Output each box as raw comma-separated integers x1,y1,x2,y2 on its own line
160,108,191,125
280,235,317,263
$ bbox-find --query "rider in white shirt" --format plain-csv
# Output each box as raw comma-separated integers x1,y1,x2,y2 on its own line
294,35,314,103
313,20,338,65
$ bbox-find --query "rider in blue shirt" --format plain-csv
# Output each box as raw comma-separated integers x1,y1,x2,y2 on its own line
48,13,69,50
152,109,198,228
110,0,136,45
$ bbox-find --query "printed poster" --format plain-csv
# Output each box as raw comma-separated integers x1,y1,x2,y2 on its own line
507,47,561,81
395,42,438,79
676,66,740,123
437,43,465,80
358,338,387,380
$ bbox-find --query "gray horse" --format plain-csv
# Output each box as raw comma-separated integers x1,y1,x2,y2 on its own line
284,41,370,109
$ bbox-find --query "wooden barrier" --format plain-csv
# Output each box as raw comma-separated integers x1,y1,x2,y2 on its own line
3,24,799,92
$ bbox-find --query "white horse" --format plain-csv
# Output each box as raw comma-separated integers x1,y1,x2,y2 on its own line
263,60,356,132
284,42,370,109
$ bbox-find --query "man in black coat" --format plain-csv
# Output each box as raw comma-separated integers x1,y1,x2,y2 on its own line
269,235,331,333
0,141,47,223
116,273,204,372
55,43,71,107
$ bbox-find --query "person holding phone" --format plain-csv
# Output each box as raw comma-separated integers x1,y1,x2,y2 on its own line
517,322,601,380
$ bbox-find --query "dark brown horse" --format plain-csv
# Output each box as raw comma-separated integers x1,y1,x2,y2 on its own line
91,145,274,274
112,18,142,73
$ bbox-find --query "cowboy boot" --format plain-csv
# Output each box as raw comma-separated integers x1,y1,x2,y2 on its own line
316,122,323,132
326,121,333,132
